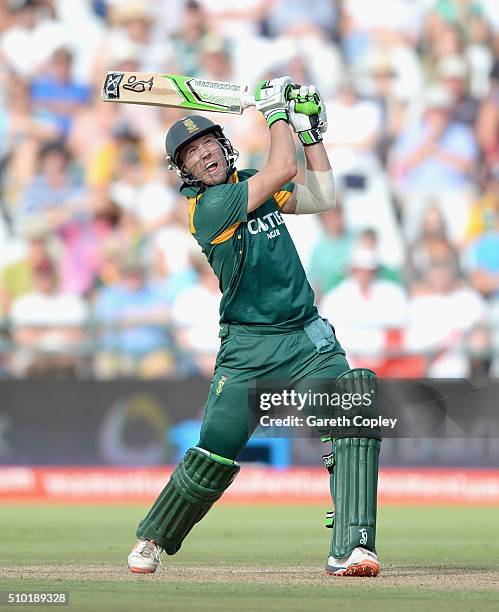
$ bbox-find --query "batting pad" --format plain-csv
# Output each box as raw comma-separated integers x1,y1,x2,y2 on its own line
330,437,381,559
136,447,240,554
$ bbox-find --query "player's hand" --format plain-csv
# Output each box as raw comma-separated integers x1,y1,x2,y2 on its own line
288,85,328,146
255,76,293,128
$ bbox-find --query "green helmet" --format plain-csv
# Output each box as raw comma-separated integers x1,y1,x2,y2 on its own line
165,115,238,186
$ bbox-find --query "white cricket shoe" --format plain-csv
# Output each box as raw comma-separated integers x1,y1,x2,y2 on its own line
128,539,163,574
326,546,380,577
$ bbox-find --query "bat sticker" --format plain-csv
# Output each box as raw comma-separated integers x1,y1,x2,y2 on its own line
123,75,154,93
103,72,124,99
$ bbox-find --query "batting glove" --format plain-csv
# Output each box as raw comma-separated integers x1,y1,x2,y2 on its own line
288,85,328,146
255,76,293,128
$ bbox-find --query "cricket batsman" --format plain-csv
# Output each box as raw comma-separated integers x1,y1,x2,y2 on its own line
127,77,382,577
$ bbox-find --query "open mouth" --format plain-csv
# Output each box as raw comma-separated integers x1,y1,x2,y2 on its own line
204,160,220,175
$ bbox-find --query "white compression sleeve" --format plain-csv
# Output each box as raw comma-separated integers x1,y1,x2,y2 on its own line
295,169,336,214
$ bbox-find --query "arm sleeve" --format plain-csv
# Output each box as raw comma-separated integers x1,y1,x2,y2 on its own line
192,182,249,245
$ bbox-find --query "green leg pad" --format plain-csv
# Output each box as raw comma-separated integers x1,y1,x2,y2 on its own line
330,437,381,559
136,447,240,554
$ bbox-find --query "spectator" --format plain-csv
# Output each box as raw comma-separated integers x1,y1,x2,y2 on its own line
30,46,91,137
463,197,499,298
476,59,499,172
427,1,488,44
168,1,210,77
406,261,486,376
0,231,55,317
263,0,337,39
67,88,118,166
365,51,406,164
465,323,494,378
357,228,402,284
8,257,88,376
436,54,478,127
407,204,460,284
199,36,235,83
16,140,87,231
171,254,222,377
465,164,499,243
1,0,67,78
391,84,479,243
424,7,493,98
307,204,354,297
97,0,168,74
323,78,382,187
339,0,424,65
86,122,156,189
0,72,60,203
57,193,125,296
93,257,172,378
320,246,408,364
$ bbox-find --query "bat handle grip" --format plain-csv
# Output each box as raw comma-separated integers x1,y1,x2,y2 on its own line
242,89,320,115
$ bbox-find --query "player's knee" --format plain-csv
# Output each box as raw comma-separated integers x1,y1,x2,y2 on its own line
174,447,240,503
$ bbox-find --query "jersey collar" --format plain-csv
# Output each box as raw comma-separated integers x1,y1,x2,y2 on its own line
180,169,239,198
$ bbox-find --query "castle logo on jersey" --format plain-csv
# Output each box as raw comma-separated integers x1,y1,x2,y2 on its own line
248,210,285,240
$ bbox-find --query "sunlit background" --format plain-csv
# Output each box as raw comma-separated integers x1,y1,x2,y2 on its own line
0,0,498,479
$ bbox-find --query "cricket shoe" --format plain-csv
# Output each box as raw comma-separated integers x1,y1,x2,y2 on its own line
128,539,163,574
325,546,380,577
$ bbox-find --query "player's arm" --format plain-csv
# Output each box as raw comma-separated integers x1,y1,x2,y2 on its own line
280,87,336,215
247,77,297,214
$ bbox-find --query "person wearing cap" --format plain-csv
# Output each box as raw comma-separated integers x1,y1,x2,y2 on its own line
437,54,478,127
319,244,408,368
127,79,383,578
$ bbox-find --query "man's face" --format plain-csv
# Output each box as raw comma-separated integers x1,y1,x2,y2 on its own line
351,267,377,288
42,151,68,177
178,134,228,186
34,269,56,295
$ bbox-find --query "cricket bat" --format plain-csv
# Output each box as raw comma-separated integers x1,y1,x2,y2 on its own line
101,71,320,116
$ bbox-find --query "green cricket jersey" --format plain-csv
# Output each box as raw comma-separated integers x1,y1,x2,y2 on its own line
180,169,318,328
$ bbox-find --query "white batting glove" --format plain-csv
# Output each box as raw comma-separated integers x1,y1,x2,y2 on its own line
255,76,293,128
288,85,328,145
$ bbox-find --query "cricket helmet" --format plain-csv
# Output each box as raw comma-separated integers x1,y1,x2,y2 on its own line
165,115,238,186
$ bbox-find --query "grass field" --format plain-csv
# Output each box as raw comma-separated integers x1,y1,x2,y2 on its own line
0,504,498,611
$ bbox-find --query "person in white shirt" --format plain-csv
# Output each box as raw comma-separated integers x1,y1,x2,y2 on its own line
320,246,408,363
9,257,87,375
171,254,221,377
406,261,487,376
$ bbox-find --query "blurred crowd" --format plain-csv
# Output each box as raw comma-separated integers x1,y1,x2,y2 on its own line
0,0,498,379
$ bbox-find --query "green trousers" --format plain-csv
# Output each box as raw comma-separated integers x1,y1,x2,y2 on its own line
136,320,379,558
198,321,349,460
